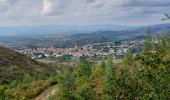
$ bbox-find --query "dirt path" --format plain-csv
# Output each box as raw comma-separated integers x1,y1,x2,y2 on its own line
35,85,58,100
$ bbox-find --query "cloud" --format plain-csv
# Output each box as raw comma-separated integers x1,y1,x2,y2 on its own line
41,0,72,15
0,0,169,27
85,0,108,8
85,0,170,7
0,0,20,7
86,0,95,3
118,0,170,7
0,0,20,13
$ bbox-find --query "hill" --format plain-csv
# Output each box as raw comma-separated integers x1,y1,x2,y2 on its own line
0,46,54,83
65,24,170,46
51,35,170,100
0,24,170,48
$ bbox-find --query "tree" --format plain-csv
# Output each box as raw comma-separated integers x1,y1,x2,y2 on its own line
57,67,75,100
123,50,133,66
103,55,116,99
101,59,106,69
76,59,92,84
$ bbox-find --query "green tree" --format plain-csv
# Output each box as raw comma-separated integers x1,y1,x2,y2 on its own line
76,59,92,84
123,50,133,66
57,67,75,100
101,59,106,69
103,55,116,99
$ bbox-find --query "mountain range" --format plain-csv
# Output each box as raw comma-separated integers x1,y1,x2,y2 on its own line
0,24,169,37
0,23,170,48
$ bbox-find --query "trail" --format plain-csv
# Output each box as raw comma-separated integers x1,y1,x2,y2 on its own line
35,85,58,100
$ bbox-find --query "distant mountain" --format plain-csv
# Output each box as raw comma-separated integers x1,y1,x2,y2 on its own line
0,24,139,36
0,46,54,83
69,23,170,45
0,23,170,48
0,24,169,37
148,23,170,33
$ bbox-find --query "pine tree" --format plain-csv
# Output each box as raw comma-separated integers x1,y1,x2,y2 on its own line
76,59,92,84
123,50,133,66
101,59,106,69
58,67,75,100
103,55,116,99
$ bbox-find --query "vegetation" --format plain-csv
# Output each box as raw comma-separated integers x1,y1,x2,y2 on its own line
0,33,170,99
57,54,72,62
53,34,170,100
57,67,75,100
0,74,58,99
0,46,55,84
0,46,58,99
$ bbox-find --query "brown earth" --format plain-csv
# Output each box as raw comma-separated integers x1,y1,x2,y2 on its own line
0,46,54,83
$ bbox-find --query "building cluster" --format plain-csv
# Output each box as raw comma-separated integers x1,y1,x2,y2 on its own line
16,40,145,61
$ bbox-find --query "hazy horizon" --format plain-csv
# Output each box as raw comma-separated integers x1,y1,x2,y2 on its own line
0,0,170,36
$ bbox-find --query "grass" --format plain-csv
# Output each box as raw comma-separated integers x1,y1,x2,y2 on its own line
0,76,58,99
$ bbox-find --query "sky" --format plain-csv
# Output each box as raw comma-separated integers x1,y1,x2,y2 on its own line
0,0,170,27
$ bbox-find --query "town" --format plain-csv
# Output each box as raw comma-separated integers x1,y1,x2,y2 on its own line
15,39,145,61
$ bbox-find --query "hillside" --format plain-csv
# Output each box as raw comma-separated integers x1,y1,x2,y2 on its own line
50,35,170,100
70,24,170,44
0,46,54,83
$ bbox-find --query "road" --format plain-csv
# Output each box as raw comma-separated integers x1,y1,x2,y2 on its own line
35,85,58,100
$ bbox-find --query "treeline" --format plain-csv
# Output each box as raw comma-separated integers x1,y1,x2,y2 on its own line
0,34,169,100
54,34,170,100
0,73,58,99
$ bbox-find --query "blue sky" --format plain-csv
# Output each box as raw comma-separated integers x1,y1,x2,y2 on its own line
0,0,170,27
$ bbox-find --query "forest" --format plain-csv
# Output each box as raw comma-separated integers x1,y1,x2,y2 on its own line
0,32,169,100
54,33,170,100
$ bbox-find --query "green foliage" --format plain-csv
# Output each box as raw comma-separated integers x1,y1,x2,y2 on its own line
101,59,106,69
1,34,170,100
76,59,92,84
123,50,133,66
144,30,153,53
57,54,72,62
103,55,117,99
77,82,96,100
57,67,76,100
105,55,115,82
0,74,58,100
114,35,170,99
22,74,33,84
102,35,169,99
